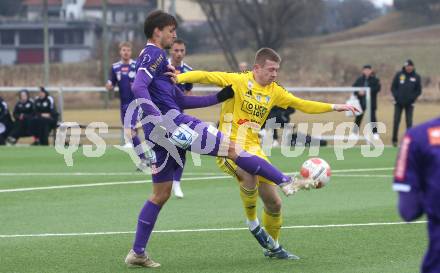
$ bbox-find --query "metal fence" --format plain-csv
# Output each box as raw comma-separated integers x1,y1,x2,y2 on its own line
0,86,371,124
1,86,372,144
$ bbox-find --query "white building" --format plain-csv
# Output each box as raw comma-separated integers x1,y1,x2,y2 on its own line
159,0,207,26
0,0,156,65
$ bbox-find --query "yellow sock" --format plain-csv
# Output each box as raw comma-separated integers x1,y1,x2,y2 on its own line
239,185,258,221
262,208,282,242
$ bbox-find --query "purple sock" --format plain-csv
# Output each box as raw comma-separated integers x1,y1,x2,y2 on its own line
132,135,146,160
132,200,162,254
235,151,290,186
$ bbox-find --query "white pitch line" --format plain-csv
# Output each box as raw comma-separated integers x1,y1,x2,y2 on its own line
0,167,393,177
0,167,394,194
0,175,232,193
332,174,393,178
0,172,222,176
0,221,426,238
331,167,393,173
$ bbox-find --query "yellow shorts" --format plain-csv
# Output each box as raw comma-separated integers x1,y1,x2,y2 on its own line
216,149,276,186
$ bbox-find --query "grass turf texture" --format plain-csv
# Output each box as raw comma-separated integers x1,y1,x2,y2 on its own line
0,147,427,273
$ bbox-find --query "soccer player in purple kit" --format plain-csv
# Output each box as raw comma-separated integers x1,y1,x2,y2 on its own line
168,39,193,198
393,116,440,273
105,41,148,171
124,10,323,268
169,39,193,95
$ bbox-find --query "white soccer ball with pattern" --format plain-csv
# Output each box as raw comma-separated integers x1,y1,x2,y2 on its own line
300,158,331,188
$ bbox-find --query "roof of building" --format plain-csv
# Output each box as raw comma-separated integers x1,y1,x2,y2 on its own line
24,0,151,7
24,0,61,6
85,0,150,7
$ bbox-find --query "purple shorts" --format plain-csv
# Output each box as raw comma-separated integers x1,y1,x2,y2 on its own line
145,113,223,183
173,152,186,181
120,104,140,129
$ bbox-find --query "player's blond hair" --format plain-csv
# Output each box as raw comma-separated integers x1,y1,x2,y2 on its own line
254,48,281,66
119,41,132,50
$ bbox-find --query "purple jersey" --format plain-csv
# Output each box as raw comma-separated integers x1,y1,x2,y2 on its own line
108,59,137,106
132,43,220,118
393,117,440,273
134,43,183,113
168,58,193,92
131,43,226,183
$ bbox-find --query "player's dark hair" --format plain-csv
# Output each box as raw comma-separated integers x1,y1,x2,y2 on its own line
144,10,178,39
255,48,281,66
173,39,186,46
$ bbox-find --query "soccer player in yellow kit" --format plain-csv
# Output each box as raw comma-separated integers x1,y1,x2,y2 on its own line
176,48,357,259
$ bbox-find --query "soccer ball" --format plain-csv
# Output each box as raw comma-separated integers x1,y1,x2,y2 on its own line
300,158,331,189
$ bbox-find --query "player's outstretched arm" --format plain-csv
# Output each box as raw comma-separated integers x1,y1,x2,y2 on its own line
332,104,360,116
280,92,360,115
176,85,234,110
176,70,238,87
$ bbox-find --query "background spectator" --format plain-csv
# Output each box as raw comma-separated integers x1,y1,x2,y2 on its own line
239,61,249,72
263,106,295,147
7,90,34,145
391,59,422,146
352,64,381,138
0,96,12,145
31,87,59,145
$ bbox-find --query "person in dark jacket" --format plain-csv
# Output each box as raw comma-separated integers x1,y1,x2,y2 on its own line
7,90,35,144
352,65,381,136
391,59,422,146
263,106,295,147
31,87,59,145
0,97,13,145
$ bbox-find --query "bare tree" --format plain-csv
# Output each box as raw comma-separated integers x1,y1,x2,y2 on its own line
195,0,323,69
233,0,321,50
395,0,440,18
197,0,239,70
338,0,381,29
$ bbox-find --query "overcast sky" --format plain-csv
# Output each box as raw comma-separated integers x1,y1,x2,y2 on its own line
370,0,393,7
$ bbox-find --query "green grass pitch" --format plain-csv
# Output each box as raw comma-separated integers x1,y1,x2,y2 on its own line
0,146,427,273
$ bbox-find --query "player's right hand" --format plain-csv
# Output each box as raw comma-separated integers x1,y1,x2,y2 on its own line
333,104,360,116
105,81,113,91
216,85,235,102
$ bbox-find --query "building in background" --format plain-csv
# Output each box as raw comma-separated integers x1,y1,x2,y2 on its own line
0,19,99,64
159,0,206,27
0,0,156,65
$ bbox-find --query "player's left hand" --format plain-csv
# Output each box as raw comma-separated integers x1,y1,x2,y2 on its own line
333,104,360,116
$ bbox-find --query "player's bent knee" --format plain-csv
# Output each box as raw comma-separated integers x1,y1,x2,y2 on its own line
265,198,282,213
227,141,242,160
150,191,171,206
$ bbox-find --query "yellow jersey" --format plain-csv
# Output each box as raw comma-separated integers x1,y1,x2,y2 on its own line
177,71,333,150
